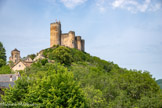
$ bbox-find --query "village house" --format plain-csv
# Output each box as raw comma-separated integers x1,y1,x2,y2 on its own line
0,73,20,101
9,49,33,71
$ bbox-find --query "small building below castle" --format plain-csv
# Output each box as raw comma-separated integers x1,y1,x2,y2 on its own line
9,49,33,71
12,61,32,71
9,48,46,71
0,73,20,101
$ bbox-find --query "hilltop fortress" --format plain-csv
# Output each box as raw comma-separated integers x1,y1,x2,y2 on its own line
0,21,86,97
8,21,85,71
50,21,85,51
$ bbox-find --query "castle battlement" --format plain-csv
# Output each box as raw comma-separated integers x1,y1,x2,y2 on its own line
69,31,75,34
50,21,85,51
76,36,81,40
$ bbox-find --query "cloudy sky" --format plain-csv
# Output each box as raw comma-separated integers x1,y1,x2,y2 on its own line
0,0,162,79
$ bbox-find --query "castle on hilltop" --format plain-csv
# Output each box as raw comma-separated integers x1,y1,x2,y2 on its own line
0,21,86,98
8,21,85,71
50,21,85,51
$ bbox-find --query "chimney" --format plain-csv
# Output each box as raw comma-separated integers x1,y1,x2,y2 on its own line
16,72,19,80
10,75,12,81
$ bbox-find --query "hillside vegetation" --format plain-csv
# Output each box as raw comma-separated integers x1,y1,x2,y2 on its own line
156,79,162,89
1,45,162,107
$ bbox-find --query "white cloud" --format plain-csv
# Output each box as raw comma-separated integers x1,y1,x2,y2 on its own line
47,0,161,12
96,0,161,13
60,0,87,9
111,0,161,13
96,0,105,12
149,3,161,11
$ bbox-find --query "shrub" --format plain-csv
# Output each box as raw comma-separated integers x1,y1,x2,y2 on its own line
53,46,73,65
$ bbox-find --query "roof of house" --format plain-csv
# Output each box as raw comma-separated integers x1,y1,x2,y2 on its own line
22,56,32,61
0,82,15,88
0,74,17,82
11,60,33,70
0,74,20,88
12,48,20,52
12,61,27,68
23,62,33,67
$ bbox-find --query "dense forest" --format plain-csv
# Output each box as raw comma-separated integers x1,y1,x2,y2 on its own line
0,43,162,107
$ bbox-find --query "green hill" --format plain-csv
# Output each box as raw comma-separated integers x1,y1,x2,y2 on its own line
156,79,162,89
2,45,162,107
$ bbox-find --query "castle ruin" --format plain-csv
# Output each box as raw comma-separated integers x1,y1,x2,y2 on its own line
50,21,85,51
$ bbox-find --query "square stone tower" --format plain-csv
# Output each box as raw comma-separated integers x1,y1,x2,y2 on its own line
9,48,21,63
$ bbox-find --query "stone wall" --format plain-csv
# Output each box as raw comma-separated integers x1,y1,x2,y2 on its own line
61,33,69,47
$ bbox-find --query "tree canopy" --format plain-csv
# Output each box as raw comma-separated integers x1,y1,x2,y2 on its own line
2,63,87,107
0,42,6,67
1,46,162,107
27,54,36,60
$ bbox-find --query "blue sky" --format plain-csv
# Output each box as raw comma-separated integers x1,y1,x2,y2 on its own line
0,0,162,79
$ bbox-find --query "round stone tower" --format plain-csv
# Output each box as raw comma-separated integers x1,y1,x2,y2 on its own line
9,48,21,63
81,39,85,51
50,21,61,47
76,36,82,50
69,31,76,48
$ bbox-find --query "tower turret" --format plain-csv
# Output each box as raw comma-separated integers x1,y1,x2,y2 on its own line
81,39,85,51
68,31,76,48
50,21,61,47
76,36,82,51
9,48,21,63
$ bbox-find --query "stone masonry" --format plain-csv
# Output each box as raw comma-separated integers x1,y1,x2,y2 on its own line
50,21,85,51
9,48,21,63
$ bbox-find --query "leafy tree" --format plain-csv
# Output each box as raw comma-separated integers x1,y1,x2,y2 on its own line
115,71,160,99
2,46,162,107
42,45,92,64
84,85,107,108
53,46,73,65
70,61,162,107
42,45,59,59
0,59,6,67
2,63,88,107
34,58,48,66
0,42,6,61
8,61,14,68
0,42,6,67
0,65,11,74
2,76,30,103
0,42,11,74
27,54,36,60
